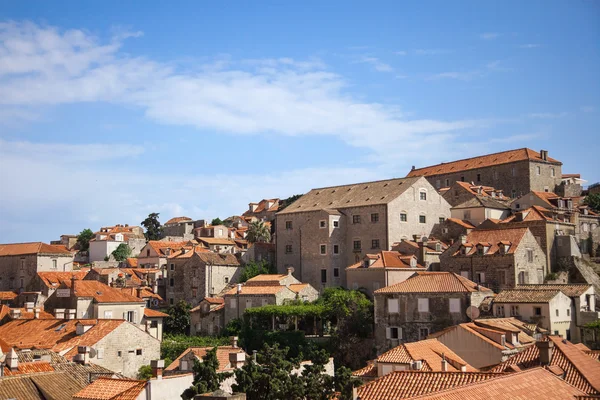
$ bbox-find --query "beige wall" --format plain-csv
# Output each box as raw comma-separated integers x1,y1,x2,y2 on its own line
89,240,123,262
1,253,74,292
346,268,418,297
434,326,510,369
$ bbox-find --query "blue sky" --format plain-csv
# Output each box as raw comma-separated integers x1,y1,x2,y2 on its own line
0,0,599,242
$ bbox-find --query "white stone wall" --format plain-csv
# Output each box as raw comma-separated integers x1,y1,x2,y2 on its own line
89,240,122,262
147,374,193,400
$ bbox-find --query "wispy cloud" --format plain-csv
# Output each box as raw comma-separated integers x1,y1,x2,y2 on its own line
480,33,501,40
415,48,453,55
394,51,407,56
356,56,394,72
519,43,541,49
581,106,596,113
427,60,510,81
528,112,568,119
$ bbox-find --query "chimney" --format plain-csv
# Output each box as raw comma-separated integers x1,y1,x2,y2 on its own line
460,365,467,372
237,284,242,294
55,308,65,319
25,302,34,313
136,287,143,299
76,322,93,335
67,309,76,320
459,234,467,245
540,150,548,161
286,267,294,276
231,336,238,348
411,165,416,171
352,386,359,400
9,309,21,319
74,346,90,365
536,340,554,365
229,351,246,369
6,348,18,370
151,360,164,380
412,234,419,242
441,359,448,372
34,308,40,319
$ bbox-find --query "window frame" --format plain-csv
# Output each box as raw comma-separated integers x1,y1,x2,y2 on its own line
388,298,399,313
285,221,293,230
319,244,327,255
417,298,429,313
371,213,379,223
353,240,362,251
352,215,361,224
419,215,426,224
400,213,407,222
371,239,380,249
285,245,293,254
320,269,327,284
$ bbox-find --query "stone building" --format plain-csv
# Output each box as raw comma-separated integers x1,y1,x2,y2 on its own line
243,199,280,222
190,297,225,336
439,227,547,291
276,177,451,290
88,225,146,262
407,148,563,198
163,216,206,240
391,237,448,270
441,181,511,208
434,218,475,243
0,242,74,292
165,248,242,306
345,252,427,297
197,237,239,254
373,272,492,350
137,240,194,269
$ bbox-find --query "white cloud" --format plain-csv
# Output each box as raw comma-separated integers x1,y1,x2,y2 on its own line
519,44,541,49
480,33,501,40
427,60,511,81
394,51,407,56
581,106,596,113
528,112,568,119
356,56,393,72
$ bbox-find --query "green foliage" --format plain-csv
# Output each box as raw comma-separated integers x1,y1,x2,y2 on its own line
545,272,558,281
247,220,271,243
181,347,232,399
239,260,277,283
584,193,600,213
278,194,303,211
222,318,243,337
76,228,94,252
111,243,132,261
211,218,224,226
103,256,110,261
300,349,335,400
164,301,192,335
244,303,326,319
137,365,153,380
141,212,164,241
334,365,362,400
160,334,230,362
585,320,600,329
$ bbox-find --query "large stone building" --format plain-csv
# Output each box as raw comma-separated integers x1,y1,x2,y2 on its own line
373,272,492,350
243,198,280,222
276,177,451,290
439,227,547,291
88,225,146,262
407,148,564,199
163,216,205,240
0,242,74,292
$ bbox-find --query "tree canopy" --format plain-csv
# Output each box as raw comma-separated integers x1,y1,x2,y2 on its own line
211,217,224,226
76,228,94,252
111,243,132,261
247,220,271,243
164,300,191,335
239,260,277,282
137,365,153,380
141,212,164,241
278,194,303,211
181,347,232,399
584,193,600,213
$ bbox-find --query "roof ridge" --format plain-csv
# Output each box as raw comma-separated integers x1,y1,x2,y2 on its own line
309,176,419,191
410,148,545,172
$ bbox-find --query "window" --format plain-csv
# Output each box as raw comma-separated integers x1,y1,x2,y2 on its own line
512,167,516,177
386,327,401,340
499,270,507,286
518,271,528,284
136,349,142,356
512,190,517,198
388,298,399,313
169,298,174,305
439,217,445,223
146,249,150,257
556,309,559,317
180,360,189,371
104,310,113,319
497,305,505,316
445,179,450,186
230,298,237,308
321,269,327,283
150,320,158,328
567,308,570,316
126,311,135,323
436,180,441,188
418,298,429,312
400,213,407,222
460,271,470,279
510,305,520,316
353,240,361,250
371,213,379,223
527,249,534,262
475,272,486,283
320,220,327,228
285,221,293,230
551,168,555,177
320,244,327,255
464,210,471,220
333,245,339,254
285,245,293,254
52,259,57,269
353,215,361,224
461,176,465,182
442,228,449,234
371,239,380,249
420,191,427,201
170,263,174,271
224,277,229,284
117,351,122,357
477,173,481,182
534,307,542,316
246,299,253,309
449,298,460,313
419,328,429,339
419,215,426,224
333,220,339,228
169,278,174,287
262,299,269,306
333,268,339,278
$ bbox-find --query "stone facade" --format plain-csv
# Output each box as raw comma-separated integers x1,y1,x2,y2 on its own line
191,298,225,336
276,177,451,290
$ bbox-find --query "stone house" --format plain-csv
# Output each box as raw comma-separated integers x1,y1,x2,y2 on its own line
243,198,280,222
429,317,539,369
221,270,319,325
434,218,476,243
32,270,89,302
439,227,547,291
142,308,169,340
190,297,225,336
373,272,493,350
450,196,511,228
195,224,233,239
0,318,160,378
391,237,448,270
166,248,242,307
441,181,511,208
137,240,194,269
276,177,451,290
163,216,206,240
88,225,146,262
407,148,564,198
345,252,427,297
197,237,239,254
0,242,74,292
241,242,276,265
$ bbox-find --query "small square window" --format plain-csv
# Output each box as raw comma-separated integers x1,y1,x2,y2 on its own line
445,179,449,186
333,220,339,228
419,215,426,224
419,328,429,339
371,213,379,223
169,278,174,287
352,215,361,224
418,298,429,312
136,349,142,356
319,220,327,228
400,213,407,222
285,245,293,254
390,327,400,339
320,244,327,255
534,307,542,316
476,173,481,182
353,240,361,250
285,221,293,230
420,192,427,201
439,217,445,223
333,268,339,278
117,351,122,357
170,264,174,271
371,239,380,249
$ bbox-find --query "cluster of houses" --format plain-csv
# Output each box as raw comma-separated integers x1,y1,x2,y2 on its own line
1,147,599,399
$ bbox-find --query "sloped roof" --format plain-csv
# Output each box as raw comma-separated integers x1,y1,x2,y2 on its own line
165,346,246,373
407,148,561,178
0,372,87,400
454,227,530,256
144,308,169,318
356,371,501,400
63,280,145,303
494,289,562,303
146,241,192,256
453,196,511,210
72,377,146,400
375,272,491,294
277,177,421,214
245,274,288,284
197,237,237,246
502,206,554,223
447,218,476,229
516,284,592,297
126,257,138,267
195,252,240,266
164,216,193,225
37,271,88,289
224,285,288,296
0,242,73,256
2,361,54,376
347,251,426,270
243,199,280,215
408,367,584,399
0,291,18,301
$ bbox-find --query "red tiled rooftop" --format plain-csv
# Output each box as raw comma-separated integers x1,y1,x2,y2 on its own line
72,377,146,400
0,242,73,256
375,272,491,294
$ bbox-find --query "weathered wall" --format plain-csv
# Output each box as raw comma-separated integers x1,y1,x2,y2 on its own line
1,254,73,291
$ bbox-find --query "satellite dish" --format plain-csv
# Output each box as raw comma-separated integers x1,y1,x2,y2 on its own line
466,306,480,321
89,348,97,358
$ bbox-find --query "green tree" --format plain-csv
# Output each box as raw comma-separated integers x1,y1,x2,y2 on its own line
111,243,132,262
278,194,303,211
300,349,335,400
584,193,600,213
76,228,94,252
211,218,224,226
239,260,277,282
334,366,362,400
137,365,153,380
141,212,164,240
164,300,192,335
181,347,232,399
247,220,271,244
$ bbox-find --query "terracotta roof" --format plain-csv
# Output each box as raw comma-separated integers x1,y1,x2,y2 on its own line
194,252,240,266
494,289,562,303
242,199,280,215
347,251,427,270
491,336,600,394
73,377,146,400
357,371,501,400
407,367,584,399
352,362,377,378
501,206,554,223
447,218,476,229
376,339,477,372
0,242,73,256
197,237,237,246
167,245,211,259
516,284,592,297
453,227,529,256
2,361,54,376
375,272,491,294
146,241,192,256
37,271,88,289
0,291,17,301
277,177,422,214
165,346,246,373
245,274,288,284
224,285,288,296
62,280,145,303
407,148,561,178
8,307,55,320
144,308,169,318
0,372,87,400
117,287,163,301
164,216,193,225
204,297,225,305
126,257,138,267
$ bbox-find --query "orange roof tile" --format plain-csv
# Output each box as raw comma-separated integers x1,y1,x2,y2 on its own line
407,148,561,178
357,371,501,400
352,362,377,378
146,241,193,256
224,285,287,296
0,291,17,301
245,274,287,283
63,280,145,304
375,272,491,294
454,227,529,256
73,377,146,400
347,251,427,270
494,289,562,303
37,271,88,289
117,287,163,301
447,218,476,229
144,308,169,318
126,258,138,267
164,216,192,225
2,361,55,376
0,242,73,256
165,346,246,373
516,284,592,297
